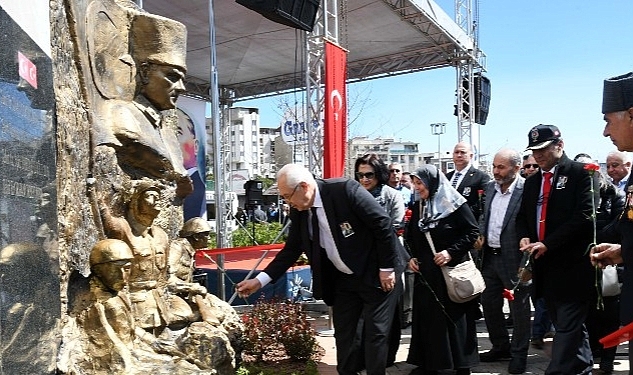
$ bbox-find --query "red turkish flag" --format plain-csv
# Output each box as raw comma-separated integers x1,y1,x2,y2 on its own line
18,51,37,89
323,41,347,178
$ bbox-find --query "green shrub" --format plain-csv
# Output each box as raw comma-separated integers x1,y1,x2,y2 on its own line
209,222,287,248
236,360,318,375
241,297,318,361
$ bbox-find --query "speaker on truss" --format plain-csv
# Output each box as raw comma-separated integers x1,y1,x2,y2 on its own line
453,73,491,125
236,0,320,32
244,180,264,207
475,74,491,125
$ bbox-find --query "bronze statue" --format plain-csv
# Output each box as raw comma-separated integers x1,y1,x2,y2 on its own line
90,3,192,197
169,218,245,358
71,239,223,374
55,1,241,373
100,179,193,330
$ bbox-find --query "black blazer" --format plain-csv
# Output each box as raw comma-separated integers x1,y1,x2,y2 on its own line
516,153,598,301
446,166,490,222
262,178,402,305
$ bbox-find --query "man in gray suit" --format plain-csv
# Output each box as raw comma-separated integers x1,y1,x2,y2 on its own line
478,149,531,374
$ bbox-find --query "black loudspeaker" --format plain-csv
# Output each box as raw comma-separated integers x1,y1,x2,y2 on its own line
475,74,491,125
236,0,320,32
244,180,264,207
453,73,491,125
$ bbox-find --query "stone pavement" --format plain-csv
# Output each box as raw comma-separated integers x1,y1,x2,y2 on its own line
305,307,630,375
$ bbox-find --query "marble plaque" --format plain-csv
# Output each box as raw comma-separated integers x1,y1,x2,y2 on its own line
0,6,59,374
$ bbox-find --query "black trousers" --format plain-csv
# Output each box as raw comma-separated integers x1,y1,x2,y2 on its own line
544,298,593,375
334,273,401,375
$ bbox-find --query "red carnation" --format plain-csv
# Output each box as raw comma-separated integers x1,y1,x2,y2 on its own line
583,163,600,172
404,209,412,222
502,288,515,301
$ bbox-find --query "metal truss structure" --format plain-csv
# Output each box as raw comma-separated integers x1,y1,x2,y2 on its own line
454,0,487,157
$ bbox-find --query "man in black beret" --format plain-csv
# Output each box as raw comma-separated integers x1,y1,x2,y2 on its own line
591,72,633,374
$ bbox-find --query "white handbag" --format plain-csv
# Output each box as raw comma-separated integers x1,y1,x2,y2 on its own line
602,265,622,297
424,231,486,303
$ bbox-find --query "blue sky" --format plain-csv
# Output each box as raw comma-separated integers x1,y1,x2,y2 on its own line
238,0,633,164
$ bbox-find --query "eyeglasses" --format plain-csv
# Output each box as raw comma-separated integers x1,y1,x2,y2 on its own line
523,164,539,169
355,172,375,180
389,169,401,173
281,184,301,201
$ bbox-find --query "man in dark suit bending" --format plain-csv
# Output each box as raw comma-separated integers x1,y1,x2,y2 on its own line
516,124,597,375
236,164,403,375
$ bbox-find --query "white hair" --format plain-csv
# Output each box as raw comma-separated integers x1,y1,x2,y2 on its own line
277,164,316,187
607,150,631,164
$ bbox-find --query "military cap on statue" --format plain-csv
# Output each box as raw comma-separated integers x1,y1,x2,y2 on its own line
130,12,187,70
602,72,633,114
525,124,562,151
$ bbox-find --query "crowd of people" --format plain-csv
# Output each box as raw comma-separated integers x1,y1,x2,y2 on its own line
235,71,633,375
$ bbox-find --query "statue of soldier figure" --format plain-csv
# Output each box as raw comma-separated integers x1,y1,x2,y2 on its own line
170,218,245,361
72,239,230,374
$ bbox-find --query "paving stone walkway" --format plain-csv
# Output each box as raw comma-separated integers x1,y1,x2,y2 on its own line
305,308,630,375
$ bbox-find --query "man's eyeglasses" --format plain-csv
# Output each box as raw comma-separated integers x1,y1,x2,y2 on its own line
523,164,539,169
281,184,301,201
389,169,401,173
355,172,375,180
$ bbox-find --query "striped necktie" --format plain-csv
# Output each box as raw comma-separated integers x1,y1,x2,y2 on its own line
451,172,462,188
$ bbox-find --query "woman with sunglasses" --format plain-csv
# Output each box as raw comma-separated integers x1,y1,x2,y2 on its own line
405,164,480,375
353,153,406,368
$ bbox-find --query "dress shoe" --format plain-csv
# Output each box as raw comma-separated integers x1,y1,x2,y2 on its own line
508,356,527,374
599,360,614,374
479,348,511,362
455,368,470,375
408,368,437,375
530,337,544,350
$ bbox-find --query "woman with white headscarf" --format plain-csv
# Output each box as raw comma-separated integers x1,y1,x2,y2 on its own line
405,164,480,375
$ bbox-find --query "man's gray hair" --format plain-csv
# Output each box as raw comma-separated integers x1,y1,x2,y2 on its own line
277,164,316,187
607,150,631,164
496,148,522,167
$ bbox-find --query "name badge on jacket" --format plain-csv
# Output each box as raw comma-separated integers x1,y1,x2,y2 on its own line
556,175,568,189
339,222,354,238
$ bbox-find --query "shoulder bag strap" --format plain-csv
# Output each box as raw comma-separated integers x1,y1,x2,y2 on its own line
424,231,437,256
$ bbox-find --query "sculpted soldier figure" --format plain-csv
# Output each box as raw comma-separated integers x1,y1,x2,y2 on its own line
169,217,245,360
76,239,218,374
100,180,193,330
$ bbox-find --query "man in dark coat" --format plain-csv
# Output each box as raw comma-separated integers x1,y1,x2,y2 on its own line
236,164,404,375
446,141,491,223
591,71,633,374
516,124,598,375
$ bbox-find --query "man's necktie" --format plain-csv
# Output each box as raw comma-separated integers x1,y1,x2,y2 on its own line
310,207,323,298
538,172,553,241
451,172,462,188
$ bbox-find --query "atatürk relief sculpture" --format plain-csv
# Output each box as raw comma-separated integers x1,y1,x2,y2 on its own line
88,0,192,197
58,1,242,374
